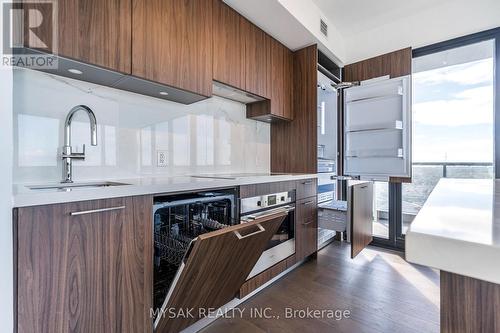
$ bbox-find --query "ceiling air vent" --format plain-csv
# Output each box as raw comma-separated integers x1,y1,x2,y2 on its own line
320,19,328,37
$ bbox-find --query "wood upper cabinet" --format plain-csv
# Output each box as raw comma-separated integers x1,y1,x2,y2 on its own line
246,37,293,121
296,196,318,261
212,0,245,90
132,0,213,97
270,39,293,120
242,18,271,99
23,0,132,73
16,196,153,333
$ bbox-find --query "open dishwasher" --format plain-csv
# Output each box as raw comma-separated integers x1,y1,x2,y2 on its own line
153,189,238,320
151,188,287,332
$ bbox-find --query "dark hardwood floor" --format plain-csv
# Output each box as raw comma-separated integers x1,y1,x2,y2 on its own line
201,242,440,333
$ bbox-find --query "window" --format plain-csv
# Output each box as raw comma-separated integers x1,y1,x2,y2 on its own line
402,40,495,233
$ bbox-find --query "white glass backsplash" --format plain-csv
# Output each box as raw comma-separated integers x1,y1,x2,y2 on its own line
13,68,270,184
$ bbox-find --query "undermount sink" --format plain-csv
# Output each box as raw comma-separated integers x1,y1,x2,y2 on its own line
27,181,130,192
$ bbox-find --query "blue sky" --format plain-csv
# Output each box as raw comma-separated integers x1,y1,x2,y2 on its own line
413,58,494,162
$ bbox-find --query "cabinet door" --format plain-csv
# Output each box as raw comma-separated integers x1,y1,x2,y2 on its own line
133,0,213,96
270,40,293,120
16,196,153,333
282,47,294,120
24,0,131,73
243,18,271,99
343,75,411,180
212,0,244,89
296,197,318,261
348,182,373,258
155,211,286,333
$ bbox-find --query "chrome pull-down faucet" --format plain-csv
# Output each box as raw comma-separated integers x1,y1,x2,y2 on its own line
61,105,97,183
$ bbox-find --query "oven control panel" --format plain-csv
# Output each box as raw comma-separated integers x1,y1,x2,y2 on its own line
241,191,294,214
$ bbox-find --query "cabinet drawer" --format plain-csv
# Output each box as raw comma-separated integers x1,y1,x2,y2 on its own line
296,178,317,200
297,197,317,222
296,196,318,260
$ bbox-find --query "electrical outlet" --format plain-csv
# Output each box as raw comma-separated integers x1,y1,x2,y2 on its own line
157,151,168,167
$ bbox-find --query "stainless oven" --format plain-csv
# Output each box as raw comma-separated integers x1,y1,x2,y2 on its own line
240,190,295,279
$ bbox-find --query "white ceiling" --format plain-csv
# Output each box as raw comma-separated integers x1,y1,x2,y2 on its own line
227,0,500,65
311,0,443,37
312,0,500,63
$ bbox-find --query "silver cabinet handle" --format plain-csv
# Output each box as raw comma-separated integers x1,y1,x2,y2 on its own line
234,224,266,240
70,205,125,216
302,220,314,225
302,201,314,206
301,180,314,185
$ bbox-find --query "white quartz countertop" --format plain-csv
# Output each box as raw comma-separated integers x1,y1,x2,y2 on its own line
406,178,500,284
12,173,317,208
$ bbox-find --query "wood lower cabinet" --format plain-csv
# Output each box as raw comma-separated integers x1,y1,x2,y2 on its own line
441,271,500,333
15,196,153,333
296,196,318,261
133,0,213,96
296,178,318,200
348,182,374,259
22,0,132,73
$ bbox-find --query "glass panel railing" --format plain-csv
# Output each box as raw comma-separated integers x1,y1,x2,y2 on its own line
400,162,493,234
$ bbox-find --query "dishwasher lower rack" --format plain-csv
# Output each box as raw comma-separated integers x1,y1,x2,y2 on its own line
154,217,228,266
154,232,192,266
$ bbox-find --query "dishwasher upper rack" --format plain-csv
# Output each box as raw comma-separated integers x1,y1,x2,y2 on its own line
153,193,236,213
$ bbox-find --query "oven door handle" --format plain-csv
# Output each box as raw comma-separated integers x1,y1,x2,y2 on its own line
243,205,295,221
234,224,266,240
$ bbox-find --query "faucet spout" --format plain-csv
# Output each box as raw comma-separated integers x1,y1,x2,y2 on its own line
64,105,98,147
61,105,98,183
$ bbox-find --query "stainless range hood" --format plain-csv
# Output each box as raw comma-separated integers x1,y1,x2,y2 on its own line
15,48,208,105
212,81,265,104
16,49,267,105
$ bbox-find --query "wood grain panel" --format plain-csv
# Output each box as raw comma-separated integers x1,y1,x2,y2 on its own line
239,181,296,199
282,47,294,120
296,178,317,200
296,197,318,261
243,18,271,99
16,196,153,333
212,0,244,89
156,212,286,333
271,45,317,173
349,182,373,258
343,48,412,82
23,0,132,73
441,271,500,333
246,100,271,120
247,39,294,121
132,0,213,96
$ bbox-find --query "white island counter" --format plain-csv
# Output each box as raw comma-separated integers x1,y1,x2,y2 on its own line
406,178,500,284
406,178,500,331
